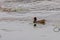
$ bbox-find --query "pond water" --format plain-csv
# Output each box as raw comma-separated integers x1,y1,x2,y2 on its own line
0,11,60,40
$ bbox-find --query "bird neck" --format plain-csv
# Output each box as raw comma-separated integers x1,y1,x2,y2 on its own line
33,19,37,23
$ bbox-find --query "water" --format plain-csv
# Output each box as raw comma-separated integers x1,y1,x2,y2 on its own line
0,11,60,40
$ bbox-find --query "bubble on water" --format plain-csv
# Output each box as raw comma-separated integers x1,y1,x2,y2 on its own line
53,27,60,32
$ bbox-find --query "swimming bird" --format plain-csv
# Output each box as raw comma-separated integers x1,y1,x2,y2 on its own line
33,17,46,25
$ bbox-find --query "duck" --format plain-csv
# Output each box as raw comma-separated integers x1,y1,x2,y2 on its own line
33,17,46,25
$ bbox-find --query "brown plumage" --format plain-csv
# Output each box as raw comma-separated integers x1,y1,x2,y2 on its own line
33,17,46,25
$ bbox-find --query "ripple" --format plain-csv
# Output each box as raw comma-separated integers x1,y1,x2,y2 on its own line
0,29,22,32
